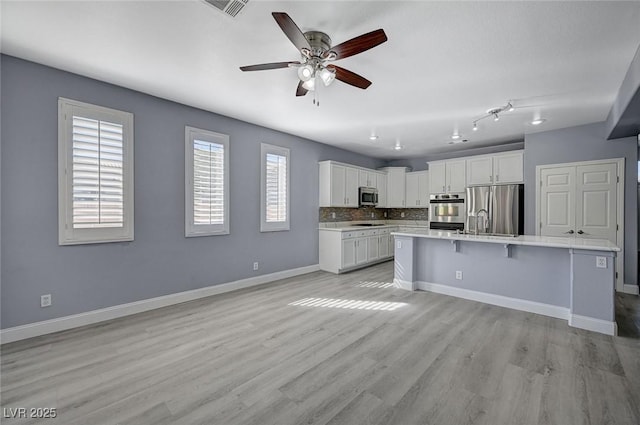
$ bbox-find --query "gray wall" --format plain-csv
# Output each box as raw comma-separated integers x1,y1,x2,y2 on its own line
524,122,638,286
0,55,384,328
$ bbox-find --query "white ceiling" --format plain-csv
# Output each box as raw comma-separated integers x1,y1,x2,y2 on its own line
2,1,640,159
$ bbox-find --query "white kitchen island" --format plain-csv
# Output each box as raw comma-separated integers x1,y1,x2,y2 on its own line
391,229,620,335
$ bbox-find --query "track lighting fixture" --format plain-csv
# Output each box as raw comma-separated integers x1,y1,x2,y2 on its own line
471,101,515,131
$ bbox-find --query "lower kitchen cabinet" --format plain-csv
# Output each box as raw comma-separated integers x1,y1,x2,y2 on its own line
319,227,395,274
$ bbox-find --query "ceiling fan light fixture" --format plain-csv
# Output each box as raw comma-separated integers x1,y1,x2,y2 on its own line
318,67,336,86
297,64,314,81
302,78,316,91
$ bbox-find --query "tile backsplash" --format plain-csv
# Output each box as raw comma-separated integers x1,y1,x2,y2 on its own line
319,207,428,222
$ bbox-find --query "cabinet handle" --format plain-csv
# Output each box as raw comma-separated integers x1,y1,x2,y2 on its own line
490,176,493,182
448,185,451,192
496,174,499,182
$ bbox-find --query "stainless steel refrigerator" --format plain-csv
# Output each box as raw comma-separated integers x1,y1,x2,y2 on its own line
465,184,524,235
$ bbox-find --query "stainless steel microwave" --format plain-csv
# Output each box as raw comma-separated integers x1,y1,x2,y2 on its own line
359,187,378,207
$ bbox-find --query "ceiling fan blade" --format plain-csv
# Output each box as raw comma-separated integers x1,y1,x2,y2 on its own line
330,65,372,89
272,12,311,52
296,81,308,97
239,61,300,71
327,29,387,60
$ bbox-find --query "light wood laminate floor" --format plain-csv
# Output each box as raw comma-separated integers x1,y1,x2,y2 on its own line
2,262,639,425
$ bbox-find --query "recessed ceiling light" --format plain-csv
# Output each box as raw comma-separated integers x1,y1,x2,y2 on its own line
531,118,546,125
451,133,461,140
369,135,378,141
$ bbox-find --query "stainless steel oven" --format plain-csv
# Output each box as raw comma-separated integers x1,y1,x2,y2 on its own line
429,193,466,231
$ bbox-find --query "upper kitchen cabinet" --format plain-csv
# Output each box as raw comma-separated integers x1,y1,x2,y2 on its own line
359,170,377,188
405,170,429,208
379,167,408,208
319,161,359,207
376,172,387,208
467,151,524,186
493,151,524,184
428,159,466,194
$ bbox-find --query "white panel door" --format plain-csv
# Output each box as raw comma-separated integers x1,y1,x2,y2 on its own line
447,160,467,192
540,166,575,237
330,164,346,207
575,163,617,242
494,152,524,183
345,167,359,207
429,162,446,193
467,156,493,186
341,239,356,269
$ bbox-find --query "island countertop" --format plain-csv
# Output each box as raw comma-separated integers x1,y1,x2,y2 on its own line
390,229,620,252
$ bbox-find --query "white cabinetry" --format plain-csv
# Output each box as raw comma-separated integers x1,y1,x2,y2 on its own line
319,161,359,207
493,151,524,184
379,167,408,207
428,159,466,193
359,170,377,188
405,171,429,208
376,173,387,208
319,227,395,274
467,151,524,186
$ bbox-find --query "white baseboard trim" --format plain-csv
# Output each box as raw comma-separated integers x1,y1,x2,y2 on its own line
416,281,570,320
393,278,415,291
0,264,320,344
622,284,639,295
569,314,617,336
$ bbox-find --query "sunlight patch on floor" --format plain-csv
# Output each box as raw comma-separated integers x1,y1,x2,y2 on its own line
356,281,396,288
288,297,406,311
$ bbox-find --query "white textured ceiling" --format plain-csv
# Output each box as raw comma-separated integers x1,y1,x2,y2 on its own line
2,0,640,159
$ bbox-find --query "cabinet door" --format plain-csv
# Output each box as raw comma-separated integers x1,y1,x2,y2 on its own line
494,152,523,183
341,239,357,269
389,234,395,257
418,171,429,206
355,238,368,264
330,164,346,207
387,169,406,207
405,173,420,208
376,173,387,208
367,236,379,261
345,167,359,207
467,156,493,186
429,162,446,194
378,234,389,258
446,160,467,192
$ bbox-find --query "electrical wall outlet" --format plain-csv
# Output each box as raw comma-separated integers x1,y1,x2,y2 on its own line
371,212,374,218
40,294,52,308
396,240,402,249
455,271,463,280
384,212,387,218
401,212,405,218
253,262,259,271
596,257,607,268
331,212,336,219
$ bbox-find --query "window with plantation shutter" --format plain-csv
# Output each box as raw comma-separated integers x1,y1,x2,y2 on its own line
185,127,229,237
58,98,134,245
261,143,290,232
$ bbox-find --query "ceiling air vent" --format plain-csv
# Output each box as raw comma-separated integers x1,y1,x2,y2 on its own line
203,0,249,18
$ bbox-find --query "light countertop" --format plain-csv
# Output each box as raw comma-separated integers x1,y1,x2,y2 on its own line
391,229,620,252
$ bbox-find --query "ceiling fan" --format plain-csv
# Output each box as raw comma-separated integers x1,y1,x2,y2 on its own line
240,12,388,100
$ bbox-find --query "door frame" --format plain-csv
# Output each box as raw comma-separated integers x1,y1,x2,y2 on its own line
535,158,628,293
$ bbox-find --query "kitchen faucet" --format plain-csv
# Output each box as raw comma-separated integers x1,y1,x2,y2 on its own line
475,209,488,235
